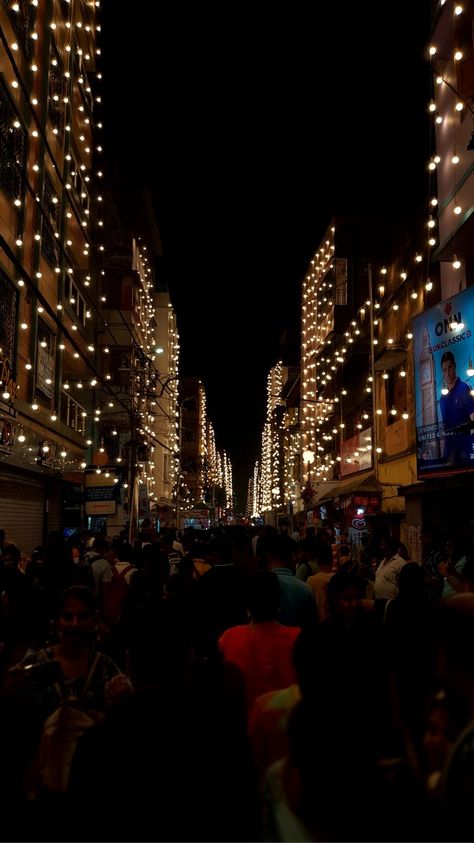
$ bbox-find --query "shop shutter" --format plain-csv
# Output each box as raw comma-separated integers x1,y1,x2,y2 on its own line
46,481,62,536
0,470,45,554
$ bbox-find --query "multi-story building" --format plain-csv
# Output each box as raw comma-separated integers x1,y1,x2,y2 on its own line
177,376,234,528
400,0,474,552
297,215,432,551
91,191,179,538
0,0,101,551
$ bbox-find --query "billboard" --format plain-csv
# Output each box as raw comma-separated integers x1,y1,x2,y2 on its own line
413,287,474,478
340,427,372,477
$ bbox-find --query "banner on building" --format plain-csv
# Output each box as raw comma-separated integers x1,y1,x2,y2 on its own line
413,286,474,478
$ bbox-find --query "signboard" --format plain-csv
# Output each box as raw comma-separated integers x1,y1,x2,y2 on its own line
85,500,116,515
183,509,210,529
138,483,150,517
85,473,120,503
414,287,474,478
340,427,372,477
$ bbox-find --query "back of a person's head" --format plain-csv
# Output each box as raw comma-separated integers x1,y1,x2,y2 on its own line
211,537,233,564
381,533,399,555
127,600,192,689
93,536,109,554
118,542,134,563
315,543,333,569
46,530,63,548
247,570,280,622
265,533,295,567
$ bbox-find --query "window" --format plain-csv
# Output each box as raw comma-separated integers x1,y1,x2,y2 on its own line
386,364,407,425
2,0,33,58
69,148,90,212
41,173,61,267
35,319,56,403
0,273,18,363
0,79,26,202
65,278,87,327
48,45,66,143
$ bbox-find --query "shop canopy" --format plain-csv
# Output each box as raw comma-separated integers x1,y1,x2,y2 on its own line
318,470,380,503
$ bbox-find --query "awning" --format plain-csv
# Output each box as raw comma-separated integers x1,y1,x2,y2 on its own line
318,470,380,503
308,481,340,507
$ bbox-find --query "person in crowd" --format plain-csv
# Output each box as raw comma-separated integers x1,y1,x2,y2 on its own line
438,537,468,598
0,544,49,667
88,536,111,595
294,538,320,582
40,532,77,603
195,537,247,649
251,525,265,558
139,518,156,547
397,542,412,563
266,534,314,628
422,691,457,796
306,544,334,622
338,543,352,569
383,563,433,745
374,534,407,600
8,586,124,720
68,597,259,843
432,594,474,839
219,571,300,712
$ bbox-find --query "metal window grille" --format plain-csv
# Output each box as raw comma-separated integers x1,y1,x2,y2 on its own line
41,173,61,266
0,274,18,362
0,79,25,201
48,46,66,144
60,389,86,436
3,0,33,58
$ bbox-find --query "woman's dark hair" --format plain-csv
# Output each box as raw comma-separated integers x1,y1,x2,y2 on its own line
58,585,96,616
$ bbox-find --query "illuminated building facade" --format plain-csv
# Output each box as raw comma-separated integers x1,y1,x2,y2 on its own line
0,0,101,549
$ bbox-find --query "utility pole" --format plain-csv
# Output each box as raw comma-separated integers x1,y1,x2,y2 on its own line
175,401,183,529
368,262,378,481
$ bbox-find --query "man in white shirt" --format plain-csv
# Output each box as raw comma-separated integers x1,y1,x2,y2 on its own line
374,534,407,600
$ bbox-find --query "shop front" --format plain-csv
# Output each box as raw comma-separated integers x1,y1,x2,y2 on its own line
317,472,381,562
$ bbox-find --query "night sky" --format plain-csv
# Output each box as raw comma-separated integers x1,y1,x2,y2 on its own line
101,1,432,508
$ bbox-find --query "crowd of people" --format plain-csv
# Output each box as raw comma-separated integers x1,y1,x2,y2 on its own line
0,520,473,841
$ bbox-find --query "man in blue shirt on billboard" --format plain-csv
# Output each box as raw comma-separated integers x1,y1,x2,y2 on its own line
440,351,474,467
